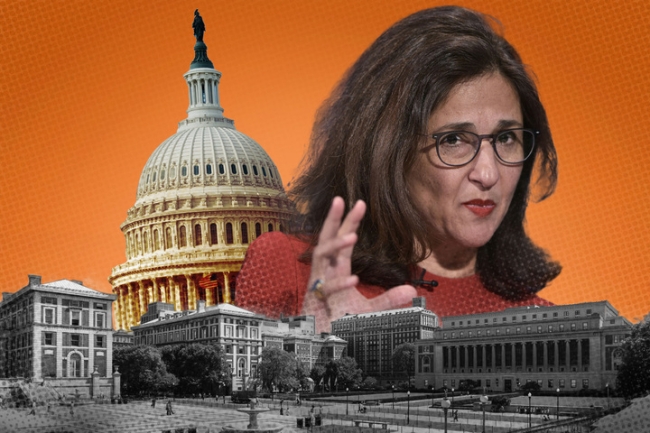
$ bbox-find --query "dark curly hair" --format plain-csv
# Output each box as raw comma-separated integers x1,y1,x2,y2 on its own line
289,6,560,300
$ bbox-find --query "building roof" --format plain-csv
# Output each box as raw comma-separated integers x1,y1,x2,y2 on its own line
133,302,263,329
333,306,435,321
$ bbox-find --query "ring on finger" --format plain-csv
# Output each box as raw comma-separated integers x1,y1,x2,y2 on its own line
309,279,326,300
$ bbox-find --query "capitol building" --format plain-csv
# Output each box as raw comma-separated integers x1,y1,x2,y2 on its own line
109,23,291,331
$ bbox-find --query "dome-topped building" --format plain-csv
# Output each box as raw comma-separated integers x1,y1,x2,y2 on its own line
110,13,291,331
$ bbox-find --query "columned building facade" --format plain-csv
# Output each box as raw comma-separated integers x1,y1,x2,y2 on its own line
414,301,631,392
331,297,438,382
109,19,291,331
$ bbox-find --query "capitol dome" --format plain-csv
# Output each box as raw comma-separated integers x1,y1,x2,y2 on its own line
110,23,291,331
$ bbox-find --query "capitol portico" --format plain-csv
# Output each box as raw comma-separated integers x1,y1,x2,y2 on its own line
109,17,291,331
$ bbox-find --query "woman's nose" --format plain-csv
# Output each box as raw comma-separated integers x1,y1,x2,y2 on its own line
468,140,500,189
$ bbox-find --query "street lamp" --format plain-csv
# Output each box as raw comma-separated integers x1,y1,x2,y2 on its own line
606,382,610,404
407,390,411,424
441,397,451,433
346,388,349,416
480,394,489,433
556,388,560,420
528,393,533,429
451,388,455,407
391,385,395,410
280,399,284,415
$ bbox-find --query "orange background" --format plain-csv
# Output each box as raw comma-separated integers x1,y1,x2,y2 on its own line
1,0,649,322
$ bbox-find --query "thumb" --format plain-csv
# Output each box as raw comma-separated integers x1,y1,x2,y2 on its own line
366,285,418,312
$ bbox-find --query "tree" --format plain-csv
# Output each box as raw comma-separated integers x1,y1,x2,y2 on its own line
335,356,362,389
362,376,378,390
258,347,298,393
616,320,650,399
296,359,312,391
392,343,416,387
113,345,177,396
310,364,326,391
161,343,229,396
519,381,541,393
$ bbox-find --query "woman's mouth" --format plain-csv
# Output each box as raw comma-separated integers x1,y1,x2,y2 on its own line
463,199,496,217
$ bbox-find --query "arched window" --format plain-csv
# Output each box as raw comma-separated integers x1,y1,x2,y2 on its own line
206,164,213,175
231,164,237,174
269,168,274,178
218,164,225,174
255,223,261,238
70,353,82,378
135,233,141,254
210,223,218,245
181,166,188,177
225,223,234,244
253,165,259,176
154,229,160,251
193,165,199,175
153,171,157,181
262,167,267,177
241,222,249,244
268,223,274,232
169,166,176,179
161,169,166,180
128,233,134,258
179,226,187,247
143,231,149,253
243,164,249,175
194,224,202,246
165,227,173,249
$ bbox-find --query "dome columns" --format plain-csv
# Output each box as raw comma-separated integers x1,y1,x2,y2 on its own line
185,69,225,120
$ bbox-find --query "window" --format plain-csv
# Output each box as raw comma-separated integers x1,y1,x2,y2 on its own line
571,323,576,330
548,379,554,388
570,379,577,388
194,224,202,246
71,311,80,326
165,227,172,249
206,164,213,175
44,333,54,345
179,226,187,247
526,326,531,333
582,322,588,330
253,165,259,176
210,223,218,245
255,223,261,238
95,335,105,348
262,167,267,177
218,164,225,174
537,326,542,333
564,311,569,317
532,314,537,319
560,324,565,331
193,165,199,175
548,325,554,332
226,223,234,244
71,334,80,346
181,166,188,177
575,310,581,316
154,229,161,250
44,308,55,324
268,223,273,232
586,309,592,315
231,164,237,174
241,223,249,244
243,164,249,175
95,313,105,329
516,327,521,334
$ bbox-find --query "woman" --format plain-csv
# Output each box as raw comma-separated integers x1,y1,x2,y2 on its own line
236,6,559,332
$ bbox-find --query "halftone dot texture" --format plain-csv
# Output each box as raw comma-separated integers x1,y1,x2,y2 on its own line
1,0,649,325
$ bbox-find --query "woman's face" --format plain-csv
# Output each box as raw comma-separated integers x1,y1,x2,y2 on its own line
407,72,524,255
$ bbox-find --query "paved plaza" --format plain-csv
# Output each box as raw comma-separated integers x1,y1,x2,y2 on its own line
0,395,618,433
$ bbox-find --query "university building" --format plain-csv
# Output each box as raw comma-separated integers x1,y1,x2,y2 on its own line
132,302,346,391
109,13,291,331
413,301,632,392
331,297,438,382
0,275,116,380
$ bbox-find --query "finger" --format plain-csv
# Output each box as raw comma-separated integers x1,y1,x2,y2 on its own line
311,233,357,266
318,197,346,243
337,200,366,238
316,275,359,298
365,285,418,312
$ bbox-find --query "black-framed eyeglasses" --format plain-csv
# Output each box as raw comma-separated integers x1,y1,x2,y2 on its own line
430,128,538,166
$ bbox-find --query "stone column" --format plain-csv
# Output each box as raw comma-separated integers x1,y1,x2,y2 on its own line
112,368,121,398
138,281,146,316
152,279,159,303
223,272,232,304
174,280,182,311
186,275,196,311
91,367,100,398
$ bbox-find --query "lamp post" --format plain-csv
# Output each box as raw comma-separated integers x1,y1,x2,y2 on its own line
346,388,349,416
392,385,395,410
280,399,284,415
441,397,451,433
606,382,610,408
528,393,533,428
451,388,455,407
480,394,489,433
407,390,411,424
556,388,560,421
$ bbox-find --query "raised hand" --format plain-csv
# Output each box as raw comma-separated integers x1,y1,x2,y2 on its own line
302,197,417,333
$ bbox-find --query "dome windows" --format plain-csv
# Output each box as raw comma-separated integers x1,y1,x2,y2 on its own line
268,223,273,232
218,164,225,175
181,166,188,177
153,172,157,182
255,223,262,237
193,165,200,176
206,164,213,175
253,165,259,176
241,222,249,244
161,169,166,180
230,164,237,175
262,167,267,177
242,164,249,175
154,229,161,251
210,223,218,245
169,166,176,179
194,224,202,246
179,226,187,248
226,223,234,244
269,168,274,179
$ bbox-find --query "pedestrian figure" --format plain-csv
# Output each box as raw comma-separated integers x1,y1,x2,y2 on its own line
310,405,315,413
152,397,156,408
28,401,37,415
201,393,205,401
222,394,226,404
47,401,51,414
453,409,458,422
70,401,75,417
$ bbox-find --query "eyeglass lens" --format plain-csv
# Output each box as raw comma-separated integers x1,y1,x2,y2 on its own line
436,129,534,166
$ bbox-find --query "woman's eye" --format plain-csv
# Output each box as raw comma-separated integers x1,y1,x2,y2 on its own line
497,131,517,144
440,133,469,146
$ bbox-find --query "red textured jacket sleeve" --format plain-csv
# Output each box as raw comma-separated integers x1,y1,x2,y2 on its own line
235,232,311,318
